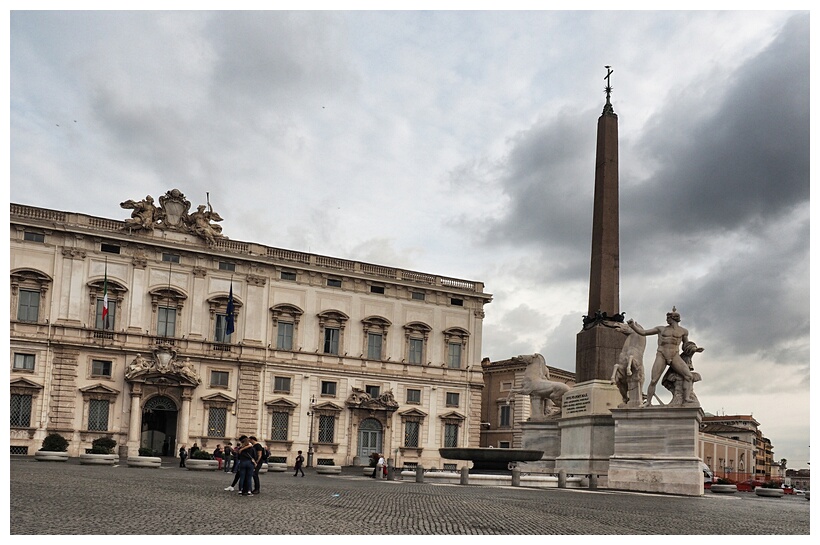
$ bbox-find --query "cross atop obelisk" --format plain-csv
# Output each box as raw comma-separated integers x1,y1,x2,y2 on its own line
575,66,623,383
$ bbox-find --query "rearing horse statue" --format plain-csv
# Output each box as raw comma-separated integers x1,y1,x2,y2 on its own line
505,353,570,421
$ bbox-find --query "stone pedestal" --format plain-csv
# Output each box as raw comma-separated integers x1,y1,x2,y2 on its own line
519,420,561,473
608,406,704,496
554,380,621,478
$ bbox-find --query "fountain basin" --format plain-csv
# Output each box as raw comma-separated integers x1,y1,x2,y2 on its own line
439,447,544,472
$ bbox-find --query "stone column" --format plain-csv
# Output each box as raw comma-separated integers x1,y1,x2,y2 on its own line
127,383,143,455
178,387,193,451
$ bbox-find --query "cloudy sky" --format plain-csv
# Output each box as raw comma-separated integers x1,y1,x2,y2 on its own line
8,8,811,469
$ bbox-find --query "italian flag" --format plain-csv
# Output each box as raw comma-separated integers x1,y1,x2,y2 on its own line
102,261,109,330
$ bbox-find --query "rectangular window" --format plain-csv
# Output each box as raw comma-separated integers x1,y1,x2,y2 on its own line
370,285,385,294
411,291,425,301
446,392,460,407
280,271,297,281
406,388,421,404
10,394,32,427
271,412,289,441
273,376,291,394
24,231,45,243
162,253,180,263
499,441,511,449
500,381,512,391
318,414,335,443
323,327,340,355
447,342,462,369
215,314,232,343
365,385,380,398
404,421,420,447
218,261,236,271
367,333,383,360
320,381,337,397
207,407,227,437
276,322,294,350
88,399,110,431
91,359,112,378
210,370,229,388
408,338,423,364
100,243,120,254
13,353,35,371
157,307,176,337
500,404,511,428
17,289,40,322
327,278,342,288
95,298,116,330
450,298,463,306
444,423,459,448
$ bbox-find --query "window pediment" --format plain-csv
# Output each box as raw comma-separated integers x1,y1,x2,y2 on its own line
438,411,465,422
207,294,243,308
149,287,188,300
10,377,44,394
362,315,392,328
398,408,428,419
314,401,344,413
201,392,236,404
79,383,120,400
265,398,298,409
318,310,349,324
404,321,431,334
88,278,127,293
11,268,52,286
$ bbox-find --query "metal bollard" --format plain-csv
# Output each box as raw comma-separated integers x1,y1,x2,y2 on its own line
460,466,469,485
511,467,521,487
589,473,598,489
415,465,425,483
558,469,567,488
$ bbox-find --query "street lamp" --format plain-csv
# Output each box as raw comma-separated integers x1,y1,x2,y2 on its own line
307,394,316,468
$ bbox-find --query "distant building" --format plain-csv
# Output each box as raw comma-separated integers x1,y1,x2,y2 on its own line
701,414,774,482
480,355,574,448
10,190,492,468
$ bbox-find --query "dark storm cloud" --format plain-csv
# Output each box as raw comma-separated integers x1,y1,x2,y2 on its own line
624,13,809,242
476,108,599,283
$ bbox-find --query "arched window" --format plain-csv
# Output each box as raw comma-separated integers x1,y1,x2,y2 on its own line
443,327,470,368
271,304,304,351
361,316,391,360
149,287,187,338
403,322,431,364
11,269,52,323
317,310,349,356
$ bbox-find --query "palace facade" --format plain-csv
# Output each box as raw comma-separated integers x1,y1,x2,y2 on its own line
10,189,492,468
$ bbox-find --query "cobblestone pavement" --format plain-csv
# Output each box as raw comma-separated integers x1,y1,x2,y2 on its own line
10,457,811,535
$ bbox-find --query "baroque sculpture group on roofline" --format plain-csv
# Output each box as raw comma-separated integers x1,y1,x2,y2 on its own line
513,307,704,420
120,188,224,245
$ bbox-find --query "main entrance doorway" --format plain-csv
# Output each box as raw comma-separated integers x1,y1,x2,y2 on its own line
357,418,383,460
141,396,178,456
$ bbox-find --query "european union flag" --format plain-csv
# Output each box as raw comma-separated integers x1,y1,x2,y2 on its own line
226,282,235,336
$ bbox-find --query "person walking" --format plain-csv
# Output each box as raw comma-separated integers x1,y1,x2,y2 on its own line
235,436,255,497
376,453,386,480
223,443,233,473
178,445,187,468
213,445,224,470
294,450,305,477
249,436,265,495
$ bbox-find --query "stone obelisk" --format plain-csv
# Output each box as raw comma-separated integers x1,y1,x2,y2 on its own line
575,66,625,383
553,67,625,479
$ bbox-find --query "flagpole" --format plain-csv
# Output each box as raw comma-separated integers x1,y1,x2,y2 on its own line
102,257,109,332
